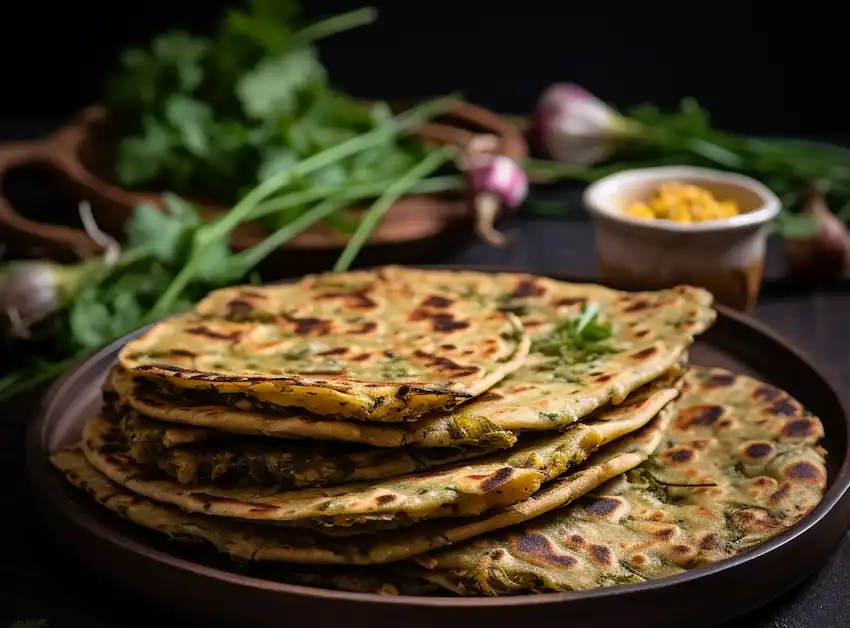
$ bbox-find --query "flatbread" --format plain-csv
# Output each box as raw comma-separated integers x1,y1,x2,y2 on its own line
107,368,520,449
52,406,670,565
414,367,828,595
113,270,712,449
120,268,532,422
115,367,685,489
81,376,678,527
118,410,502,489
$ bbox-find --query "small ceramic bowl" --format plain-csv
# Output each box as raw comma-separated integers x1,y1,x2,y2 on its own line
583,165,781,311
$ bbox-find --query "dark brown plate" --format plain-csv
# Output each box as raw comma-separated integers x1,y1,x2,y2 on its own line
25,271,850,628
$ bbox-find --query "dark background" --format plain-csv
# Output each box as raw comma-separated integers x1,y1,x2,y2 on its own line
1,0,848,135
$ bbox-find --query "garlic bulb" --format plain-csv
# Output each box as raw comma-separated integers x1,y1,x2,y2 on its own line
533,83,643,166
0,259,101,338
783,185,850,278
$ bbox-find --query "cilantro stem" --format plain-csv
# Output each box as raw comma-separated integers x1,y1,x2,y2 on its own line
333,146,454,272
231,195,351,272
293,7,378,46
574,301,600,335
149,96,458,316
249,175,463,221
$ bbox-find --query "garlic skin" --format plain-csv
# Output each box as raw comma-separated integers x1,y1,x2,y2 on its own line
783,189,850,278
0,262,61,337
0,259,102,338
533,83,642,166
465,155,528,209
456,135,529,247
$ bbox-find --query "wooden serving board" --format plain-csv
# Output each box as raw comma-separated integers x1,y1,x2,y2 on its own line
0,102,526,273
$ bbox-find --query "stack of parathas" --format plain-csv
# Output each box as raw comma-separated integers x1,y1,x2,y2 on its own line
52,267,827,595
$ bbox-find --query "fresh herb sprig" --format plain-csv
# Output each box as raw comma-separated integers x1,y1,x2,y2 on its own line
530,303,620,384
102,0,443,225
533,302,617,361
0,98,458,401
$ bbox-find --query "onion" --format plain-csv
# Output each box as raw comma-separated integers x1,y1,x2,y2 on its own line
458,135,528,247
783,184,850,279
532,83,643,166
0,202,119,338
0,260,98,337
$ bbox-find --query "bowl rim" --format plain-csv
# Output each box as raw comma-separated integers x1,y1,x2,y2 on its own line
583,165,781,233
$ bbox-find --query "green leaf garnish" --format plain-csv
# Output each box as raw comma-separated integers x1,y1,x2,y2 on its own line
533,302,616,358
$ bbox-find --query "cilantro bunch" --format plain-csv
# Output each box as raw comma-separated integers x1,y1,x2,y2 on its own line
104,0,445,223
0,96,457,401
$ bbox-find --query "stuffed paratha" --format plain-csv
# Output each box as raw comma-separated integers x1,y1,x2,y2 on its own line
81,374,678,526
118,410,502,489
113,366,684,489
414,367,828,595
113,269,712,449
107,367,519,449
120,268,532,422
52,406,670,565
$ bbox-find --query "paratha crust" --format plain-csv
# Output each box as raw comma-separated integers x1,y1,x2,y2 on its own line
82,373,676,527
107,367,685,493
120,268,533,422
113,269,711,447
416,366,828,595
119,268,714,424
51,404,670,565
107,366,519,449
117,409,504,489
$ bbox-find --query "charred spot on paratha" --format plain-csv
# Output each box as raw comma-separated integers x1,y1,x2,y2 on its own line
316,289,377,310
581,496,627,520
479,467,515,491
659,447,697,465
767,397,802,417
702,372,737,388
421,295,453,308
630,347,659,361
589,544,614,565
512,533,577,567
511,279,547,298
752,385,783,402
740,442,775,461
783,461,826,485
185,326,243,341
780,418,822,440
673,404,726,430
281,314,333,336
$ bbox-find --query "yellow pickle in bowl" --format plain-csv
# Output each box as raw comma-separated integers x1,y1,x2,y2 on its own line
625,182,741,223
583,167,781,312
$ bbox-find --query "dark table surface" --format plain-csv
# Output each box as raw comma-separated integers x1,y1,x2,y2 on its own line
1,122,849,627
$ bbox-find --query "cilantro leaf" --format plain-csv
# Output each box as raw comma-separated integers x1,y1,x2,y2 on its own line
191,237,245,285
115,118,174,186
164,95,214,157
68,287,123,349
126,203,189,265
532,302,617,363
257,148,299,183
151,32,209,92
236,47,325,119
